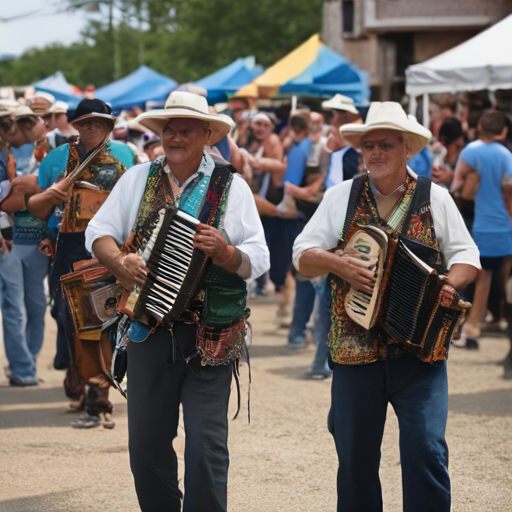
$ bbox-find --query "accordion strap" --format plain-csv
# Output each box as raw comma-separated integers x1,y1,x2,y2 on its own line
340,174,366,244
400,175,432,237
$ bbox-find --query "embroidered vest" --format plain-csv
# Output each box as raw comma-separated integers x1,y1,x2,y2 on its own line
329,173,443,365
124,157,247,328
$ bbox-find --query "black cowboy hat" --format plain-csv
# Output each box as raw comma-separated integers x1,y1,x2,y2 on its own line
71,98,116,126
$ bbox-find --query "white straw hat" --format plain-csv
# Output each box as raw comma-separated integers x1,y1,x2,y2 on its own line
136,91,234,145
321,94,359,115
340,101,432,157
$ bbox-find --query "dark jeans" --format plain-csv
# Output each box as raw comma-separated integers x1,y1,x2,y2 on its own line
127,325,233,512
329,354,450,512
261,216,299,288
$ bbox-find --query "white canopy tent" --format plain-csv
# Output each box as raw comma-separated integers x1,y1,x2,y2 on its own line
406,14,512,126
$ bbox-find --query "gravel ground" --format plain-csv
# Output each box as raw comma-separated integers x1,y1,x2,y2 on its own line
0,300,511,512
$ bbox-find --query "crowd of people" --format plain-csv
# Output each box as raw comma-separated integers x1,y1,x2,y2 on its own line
1,88,512,395
1,83,511,512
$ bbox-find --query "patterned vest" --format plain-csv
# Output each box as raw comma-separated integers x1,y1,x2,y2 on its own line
329,172,443,365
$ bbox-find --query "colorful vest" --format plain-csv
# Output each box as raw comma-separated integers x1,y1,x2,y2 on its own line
125,157,247,332
329,172,443,365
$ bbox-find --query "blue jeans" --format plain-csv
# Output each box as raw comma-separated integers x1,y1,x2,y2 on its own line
309,281,332,375
329,354,450,512
288,278,316,345
0,245,49,379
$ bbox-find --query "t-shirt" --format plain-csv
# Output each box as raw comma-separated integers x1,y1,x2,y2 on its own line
408,145,432,179
459,140,512,257
283,138,312,186
38,140,137,235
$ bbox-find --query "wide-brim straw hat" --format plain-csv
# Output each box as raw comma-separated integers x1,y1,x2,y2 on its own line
340,101,432,157
321,94,359,115
136,91,234,145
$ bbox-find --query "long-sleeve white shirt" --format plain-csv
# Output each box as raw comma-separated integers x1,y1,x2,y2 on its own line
85,156,270,280
293,179,481,271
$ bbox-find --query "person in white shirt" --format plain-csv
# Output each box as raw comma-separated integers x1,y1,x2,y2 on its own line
85,91,269,512
293,102,480,512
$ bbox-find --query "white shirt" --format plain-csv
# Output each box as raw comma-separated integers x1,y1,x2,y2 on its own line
85,154,270,280
293,178,481,271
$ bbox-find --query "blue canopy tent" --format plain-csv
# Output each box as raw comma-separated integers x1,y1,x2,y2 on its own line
95,65,178,112
194,57,264,104
279,45,370,105
33,71,82,108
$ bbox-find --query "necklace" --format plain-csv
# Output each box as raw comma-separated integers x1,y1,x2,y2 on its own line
368,172,407,198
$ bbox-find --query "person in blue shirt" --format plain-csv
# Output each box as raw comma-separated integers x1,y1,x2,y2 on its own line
452,110,512,350
31,98,136,428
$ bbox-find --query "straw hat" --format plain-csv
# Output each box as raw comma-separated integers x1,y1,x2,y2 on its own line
49,101,69,114
340,101,432,157
321,94,359,115
137,91,235,145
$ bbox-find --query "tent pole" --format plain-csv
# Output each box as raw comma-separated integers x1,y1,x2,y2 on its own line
409,95,417,116
422,93,430,129
291,95,297,114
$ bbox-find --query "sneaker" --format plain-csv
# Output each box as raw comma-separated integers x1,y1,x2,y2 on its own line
287,335,307,350
9,376,39,387
304,371,332,380
71,413,102,429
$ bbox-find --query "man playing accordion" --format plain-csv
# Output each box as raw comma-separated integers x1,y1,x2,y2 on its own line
85,91,269,512
293,102,480,512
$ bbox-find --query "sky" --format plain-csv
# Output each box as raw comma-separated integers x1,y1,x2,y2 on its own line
0,1,89,57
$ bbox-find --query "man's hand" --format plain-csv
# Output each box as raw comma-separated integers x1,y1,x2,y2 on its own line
49,176,74,204
335,249,377,294
115,253,150,291
431,165,454,186
1,237,12,254
194,224,234,266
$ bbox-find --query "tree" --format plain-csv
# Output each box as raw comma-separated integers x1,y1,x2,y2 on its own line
0,0,323,88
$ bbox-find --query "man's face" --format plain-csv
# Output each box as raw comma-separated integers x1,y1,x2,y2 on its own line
18,116,47,144
54,113,69,131
360,129,410,181
0,116,27,147
161,118,211,166
446,136,465,160
251,119,273,141
310,112,324,134
74,118,110,147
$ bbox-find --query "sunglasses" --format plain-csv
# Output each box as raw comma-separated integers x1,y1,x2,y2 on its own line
0,120,13,133
76,120,104,130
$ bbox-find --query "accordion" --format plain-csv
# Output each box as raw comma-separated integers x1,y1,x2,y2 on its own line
61,259,124,340
343,225,471,362
118,207,210,327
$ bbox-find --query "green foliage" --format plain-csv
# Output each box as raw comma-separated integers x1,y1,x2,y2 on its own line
0,0,323,88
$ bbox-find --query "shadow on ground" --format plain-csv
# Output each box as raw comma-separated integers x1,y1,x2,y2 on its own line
267,365,319,380
0,397,127,429
0,386,65,406
249,344,296,358
449,389,512,416
0,490,79,512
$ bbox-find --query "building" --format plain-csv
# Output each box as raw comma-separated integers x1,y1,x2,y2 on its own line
322,0,512,101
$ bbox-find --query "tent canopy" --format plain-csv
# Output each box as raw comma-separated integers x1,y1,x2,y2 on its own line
194,57,263,104
33,71,82,107
235,34,369,104
95,65,178,111
406,14,512,97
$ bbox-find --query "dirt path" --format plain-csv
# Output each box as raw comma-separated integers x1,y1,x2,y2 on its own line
1,300,511,512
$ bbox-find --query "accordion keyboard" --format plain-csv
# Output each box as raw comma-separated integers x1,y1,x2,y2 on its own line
139,209,204,323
